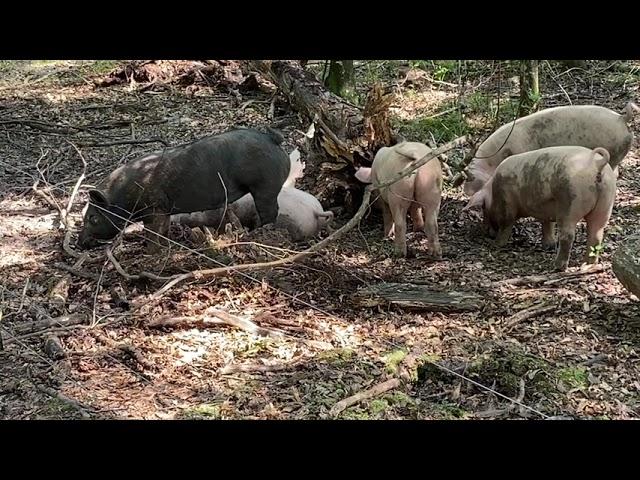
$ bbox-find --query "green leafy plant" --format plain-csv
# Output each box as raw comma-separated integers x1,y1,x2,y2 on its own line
589,243,604,258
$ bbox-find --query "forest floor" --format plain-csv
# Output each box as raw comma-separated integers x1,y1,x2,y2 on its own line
1,60,639,420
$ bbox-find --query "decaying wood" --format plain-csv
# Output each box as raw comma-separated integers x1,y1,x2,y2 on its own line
328,378,401,418
93,60,235,89
496,264,605,287
249,60,367,160
248,60,396,208
353,283,483,312
13,313,88,334
44,335,66,360
141,136,466,303
504,303,556,331
612,235,640,298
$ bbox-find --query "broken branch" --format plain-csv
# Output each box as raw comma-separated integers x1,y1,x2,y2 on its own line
496,264,604,287
504,304,556,331
328,378,401,417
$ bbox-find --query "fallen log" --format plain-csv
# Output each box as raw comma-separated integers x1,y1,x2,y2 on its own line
352,282,483,312
13,313,88,334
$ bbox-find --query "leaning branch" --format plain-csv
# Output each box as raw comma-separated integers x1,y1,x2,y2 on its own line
141,136,466,301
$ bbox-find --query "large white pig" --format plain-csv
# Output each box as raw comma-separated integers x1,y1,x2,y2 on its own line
463,146,617,271
355,141,443,258
463,103,638,197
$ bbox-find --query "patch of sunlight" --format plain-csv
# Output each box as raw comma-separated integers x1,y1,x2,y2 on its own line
30,60,69,69
330,323,360,349
0,199,59,268
391,89,456,121
170,329,226,367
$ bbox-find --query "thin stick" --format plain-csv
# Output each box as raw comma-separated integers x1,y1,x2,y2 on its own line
208,309,288,339
16,278,30,315
54,262,100,281
329,378,401,417
60,141,88,229
106,245,175,282
148,310,288,339
505,304,556,331
496,264,604,287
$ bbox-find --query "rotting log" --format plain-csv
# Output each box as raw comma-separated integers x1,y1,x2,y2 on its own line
352,283,483,312
612,235,640,299
247,60,396,211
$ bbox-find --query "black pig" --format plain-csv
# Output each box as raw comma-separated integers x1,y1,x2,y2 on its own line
78,127,291,251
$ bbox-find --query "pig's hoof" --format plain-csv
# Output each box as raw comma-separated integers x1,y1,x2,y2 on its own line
541,241,556,251
393,249,408,258
553,262,568,272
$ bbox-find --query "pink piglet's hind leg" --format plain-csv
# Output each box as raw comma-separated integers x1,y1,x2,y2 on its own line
388,198,409,257
410,204,424,232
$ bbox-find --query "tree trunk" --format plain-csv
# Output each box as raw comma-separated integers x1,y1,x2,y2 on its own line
519,60,540,116
323,60,356,100
612,235,640,299
247,60,395,211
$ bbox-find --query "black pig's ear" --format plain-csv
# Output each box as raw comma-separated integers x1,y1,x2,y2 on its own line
89,189,109,206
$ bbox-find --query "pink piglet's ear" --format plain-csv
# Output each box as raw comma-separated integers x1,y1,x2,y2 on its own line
354,167,373,184
462,191,485,212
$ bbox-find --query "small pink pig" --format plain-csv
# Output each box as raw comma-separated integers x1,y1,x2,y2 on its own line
356,142,443,258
